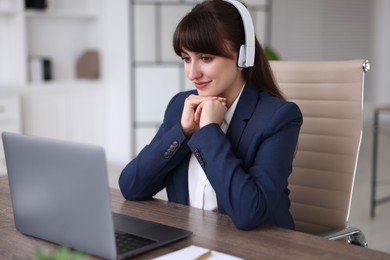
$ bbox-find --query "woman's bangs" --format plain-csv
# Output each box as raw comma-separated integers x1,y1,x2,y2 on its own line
173,15,232,58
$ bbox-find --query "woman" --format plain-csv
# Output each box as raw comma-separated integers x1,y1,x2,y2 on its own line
119,0,302,231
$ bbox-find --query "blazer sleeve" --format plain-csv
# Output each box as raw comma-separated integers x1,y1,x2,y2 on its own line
187,101,302,230
119,92,191,200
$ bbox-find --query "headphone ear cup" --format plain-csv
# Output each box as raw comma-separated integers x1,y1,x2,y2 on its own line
237,44,246,68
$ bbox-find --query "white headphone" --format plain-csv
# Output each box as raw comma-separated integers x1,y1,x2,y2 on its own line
223,0,255,68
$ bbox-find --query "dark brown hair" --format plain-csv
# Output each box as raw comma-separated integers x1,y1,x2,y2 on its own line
173,0,284,99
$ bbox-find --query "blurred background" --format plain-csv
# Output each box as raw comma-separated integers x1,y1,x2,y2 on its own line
0,0,389,253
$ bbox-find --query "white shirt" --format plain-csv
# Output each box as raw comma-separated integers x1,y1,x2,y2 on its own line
188,85,245,211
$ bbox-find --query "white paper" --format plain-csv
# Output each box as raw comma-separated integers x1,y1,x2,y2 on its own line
152,245,243,260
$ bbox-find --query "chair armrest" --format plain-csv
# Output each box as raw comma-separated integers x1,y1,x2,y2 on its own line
320,226,368,248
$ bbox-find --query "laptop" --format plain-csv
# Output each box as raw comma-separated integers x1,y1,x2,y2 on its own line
2,132,192,260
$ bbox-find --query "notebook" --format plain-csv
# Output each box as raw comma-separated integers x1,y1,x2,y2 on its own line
2,132,192,260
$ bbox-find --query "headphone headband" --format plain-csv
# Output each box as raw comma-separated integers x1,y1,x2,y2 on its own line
223,0,255,68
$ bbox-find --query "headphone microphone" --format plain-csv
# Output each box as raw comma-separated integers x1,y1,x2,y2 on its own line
223,0,256,68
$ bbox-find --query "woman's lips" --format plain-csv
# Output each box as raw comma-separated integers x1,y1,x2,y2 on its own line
193,81,211,89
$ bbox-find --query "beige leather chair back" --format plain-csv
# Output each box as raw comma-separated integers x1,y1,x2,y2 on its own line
270,60,368,235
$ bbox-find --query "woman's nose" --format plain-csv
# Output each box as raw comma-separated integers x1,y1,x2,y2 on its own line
186,62,202,80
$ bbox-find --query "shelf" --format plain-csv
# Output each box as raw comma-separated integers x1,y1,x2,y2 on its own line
25,7,100,83
0,0,109,155
25,80,103,91
0,9,17,16
25,9,98,20
0,81,103,92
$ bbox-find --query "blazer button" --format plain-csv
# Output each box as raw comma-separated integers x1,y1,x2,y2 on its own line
164,141,179,158
170,141,179,151
168,145,175,152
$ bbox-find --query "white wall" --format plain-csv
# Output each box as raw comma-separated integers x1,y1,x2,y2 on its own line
101,0,131,165
371,0,390,105
271,0,390,124
271,0,373,60
271,0,375,114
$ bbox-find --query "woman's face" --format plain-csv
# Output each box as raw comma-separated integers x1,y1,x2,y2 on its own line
181,48,245,104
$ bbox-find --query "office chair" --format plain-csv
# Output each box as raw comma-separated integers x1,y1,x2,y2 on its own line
270,59,370,247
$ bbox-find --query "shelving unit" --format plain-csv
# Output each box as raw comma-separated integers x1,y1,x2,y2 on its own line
25,3,101,83
0,0,103,87
0,0,107,175
25,9,98,19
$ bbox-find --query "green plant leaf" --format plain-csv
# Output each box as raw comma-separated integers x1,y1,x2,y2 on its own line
34,246,87,260
35,247,46,260
264,46,281,60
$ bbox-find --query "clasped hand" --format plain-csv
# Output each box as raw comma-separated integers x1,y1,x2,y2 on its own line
181,95,227,137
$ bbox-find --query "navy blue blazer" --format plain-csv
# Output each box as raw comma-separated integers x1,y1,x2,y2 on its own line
119,84,302,230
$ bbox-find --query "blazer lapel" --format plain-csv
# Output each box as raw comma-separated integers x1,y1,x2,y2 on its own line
226,84,259,152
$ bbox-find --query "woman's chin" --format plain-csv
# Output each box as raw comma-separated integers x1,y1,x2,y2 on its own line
196,89,219,97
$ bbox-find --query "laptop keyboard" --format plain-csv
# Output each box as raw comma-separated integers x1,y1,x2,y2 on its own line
115,232,156,255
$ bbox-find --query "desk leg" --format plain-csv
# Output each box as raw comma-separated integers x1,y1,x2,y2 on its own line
371,110,379,218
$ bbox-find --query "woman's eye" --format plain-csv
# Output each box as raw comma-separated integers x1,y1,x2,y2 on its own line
181,56,190,63
201,56,213,63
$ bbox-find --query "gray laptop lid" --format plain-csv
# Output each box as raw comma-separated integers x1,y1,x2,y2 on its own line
2,132,192,260
3,132,117,259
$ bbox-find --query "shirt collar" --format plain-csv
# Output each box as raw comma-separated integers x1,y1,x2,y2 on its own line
224,83,245,126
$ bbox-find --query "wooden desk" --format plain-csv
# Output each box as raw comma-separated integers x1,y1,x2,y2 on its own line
0,177,389,260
